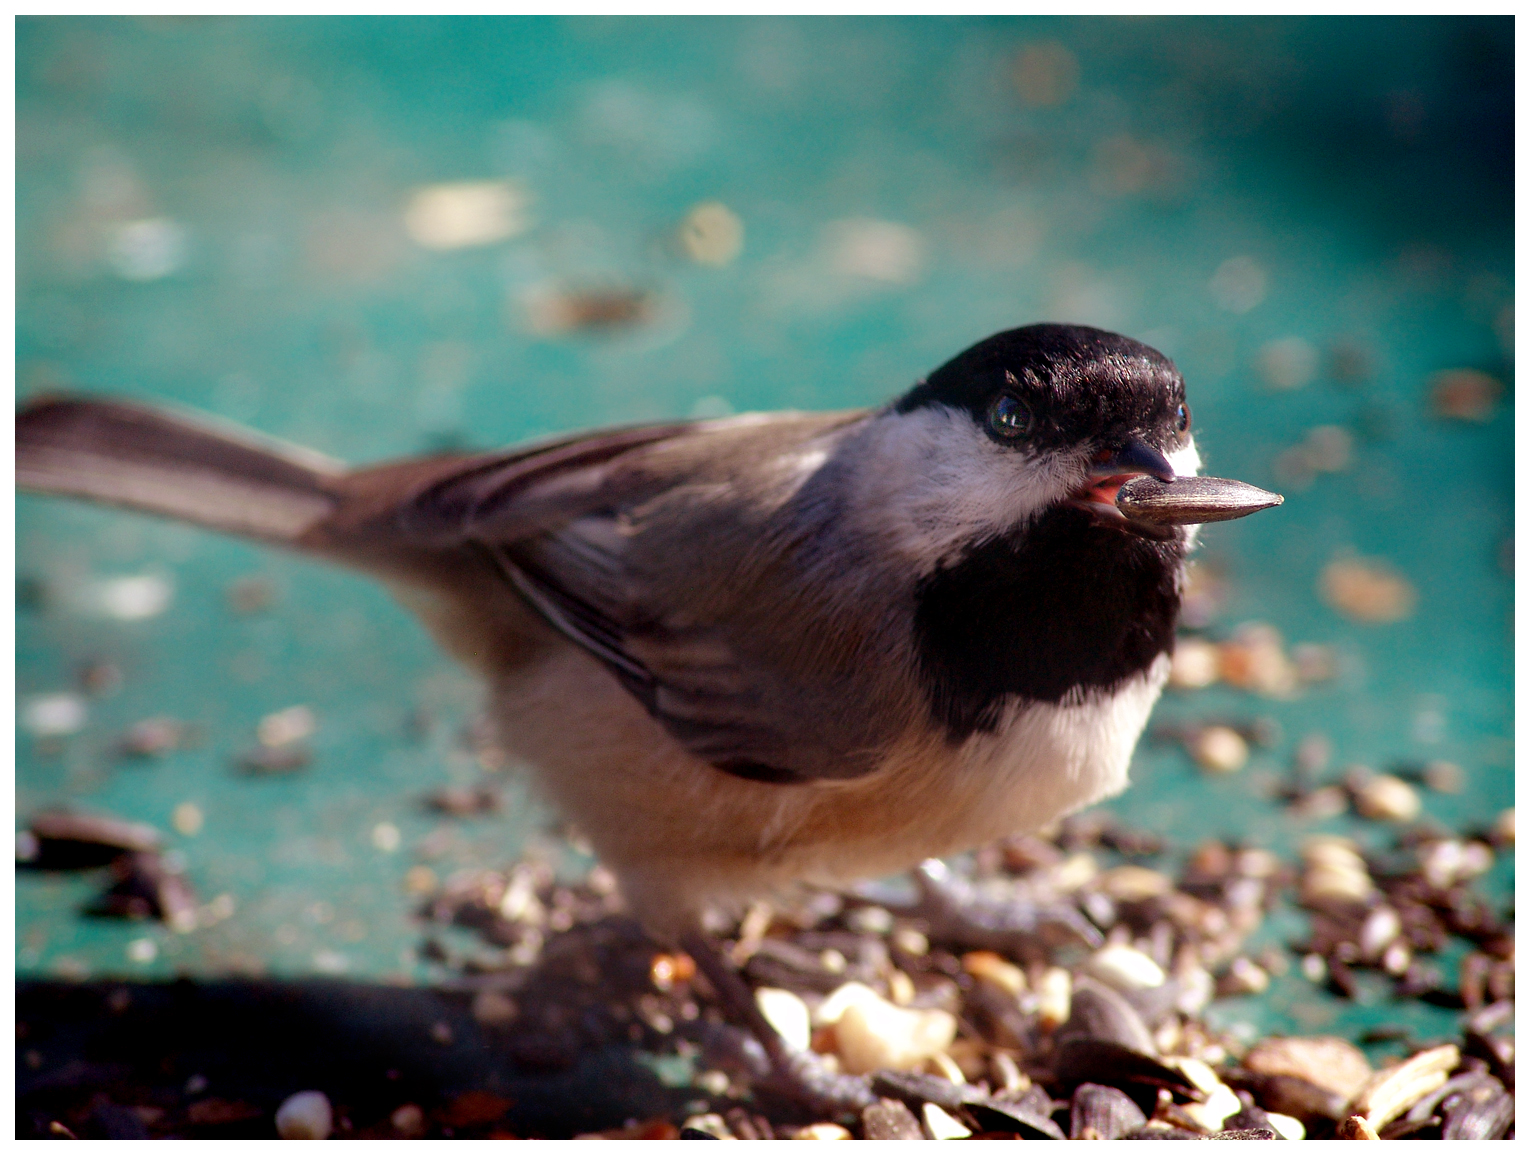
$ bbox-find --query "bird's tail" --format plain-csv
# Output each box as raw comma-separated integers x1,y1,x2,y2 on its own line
15,395,345,544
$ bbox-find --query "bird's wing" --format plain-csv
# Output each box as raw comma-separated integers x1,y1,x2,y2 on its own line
380,411,908,783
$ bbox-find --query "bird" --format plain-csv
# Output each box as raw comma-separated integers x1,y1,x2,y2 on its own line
16,322,1280,1108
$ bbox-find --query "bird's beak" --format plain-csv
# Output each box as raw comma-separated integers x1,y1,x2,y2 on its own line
1090,436,1177,483
1070,435,1178,515
1069,434,1284,530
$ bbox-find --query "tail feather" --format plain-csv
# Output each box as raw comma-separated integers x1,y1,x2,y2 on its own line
16,395,344,543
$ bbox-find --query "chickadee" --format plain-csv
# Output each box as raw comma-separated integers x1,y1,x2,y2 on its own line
17,323,1279,1105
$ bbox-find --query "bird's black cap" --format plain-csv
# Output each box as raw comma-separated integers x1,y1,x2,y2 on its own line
896,324,1187,453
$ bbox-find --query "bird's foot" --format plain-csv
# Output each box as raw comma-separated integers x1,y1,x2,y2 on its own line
762,1050,875,1115
680,930,873,1116
892,858,1103,954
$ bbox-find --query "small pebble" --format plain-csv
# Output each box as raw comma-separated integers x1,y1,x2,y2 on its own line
1301,861,1374,907
93,574,172,620
1173,964,1214,1015
1354,774,1420,821
1358,906,1401,959
522,284,657,336
755,987,812,1053
1218,623,1298,697
961,950,1027,997
862,1098,923,1140
1290,785,1349,820
846,906,894,935
77,659,123,696
1052,852,1098,891
650,952,696,991
1291,643,1338,683
1421,760,1464,793
1257,336,1319,390
22,693,88,737
921,1102,971,1140
1429,368,1503,422
227,575,277,614
371,822,401,853
1490,808,1514,845
1084,943,1165,991
1265,1112,1305,1141
1191,725,1248,773
471,990,518,1027
1320,557,1416,623
275,1090,333,1140
678,201,744,266
1097,864,1172,902
1181,1080,1242,1132
121,717,189,758
793,1121,852,1140
890,926,928,956
236,745,311,775
403,865,438,896
682,1113,733,1139
1218,956,1269,996
830,989,956,1075
1168,637,1221,688
1244,1035,1372,1101
1381,942,1411,976
171,803,203,837
1337,1114,1380,1139
404,179,531,251
1349,1044,1459,1130
390,1104,426,1138
258,705,316,748
923,1050,966,1086
991,1051,1027,1094
1034,965,1072,1029
886,969,916,1007
426,785,500,815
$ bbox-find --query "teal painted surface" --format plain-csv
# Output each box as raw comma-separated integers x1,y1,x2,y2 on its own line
16,17,1512,1043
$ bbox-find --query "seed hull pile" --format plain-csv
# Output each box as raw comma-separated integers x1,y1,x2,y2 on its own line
14,803,1514,1139
407,810,1512,1140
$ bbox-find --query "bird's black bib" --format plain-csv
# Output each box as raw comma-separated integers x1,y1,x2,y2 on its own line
913,506,1184,741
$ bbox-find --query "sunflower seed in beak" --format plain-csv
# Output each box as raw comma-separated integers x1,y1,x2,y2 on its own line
1117,475,1284,525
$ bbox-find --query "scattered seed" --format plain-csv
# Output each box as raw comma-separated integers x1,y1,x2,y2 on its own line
1169,637,1221,688
1349,1044,1460,1130
1190,725,1249,773
860,1098,922,1140
1320,556,1416,623
257,705,316,748
1354,774,1421,821
1429,368,1502,422
920,1102,971,1140
171,803,203,837
275,1090,333,1140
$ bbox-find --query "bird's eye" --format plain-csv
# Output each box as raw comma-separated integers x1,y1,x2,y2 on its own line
988,394,1033,439
1175,403,1191,434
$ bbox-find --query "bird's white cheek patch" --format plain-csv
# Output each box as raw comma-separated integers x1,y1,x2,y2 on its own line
846,407,1075,573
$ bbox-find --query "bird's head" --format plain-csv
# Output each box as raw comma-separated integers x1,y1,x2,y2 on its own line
892,324,1200,544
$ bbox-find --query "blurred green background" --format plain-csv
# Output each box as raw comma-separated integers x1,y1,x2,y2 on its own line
15,16,1512,1045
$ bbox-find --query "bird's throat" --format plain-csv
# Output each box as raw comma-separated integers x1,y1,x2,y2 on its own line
912,506,1185,741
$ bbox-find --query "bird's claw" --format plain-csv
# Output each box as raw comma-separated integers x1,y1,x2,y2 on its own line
764,1051,875,1115
906,859,1103,953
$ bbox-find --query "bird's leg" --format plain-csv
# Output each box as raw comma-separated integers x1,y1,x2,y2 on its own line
679,930,874,1116
891,859,1103,956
